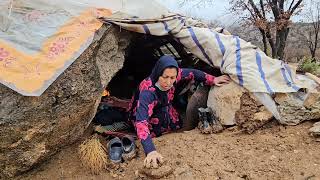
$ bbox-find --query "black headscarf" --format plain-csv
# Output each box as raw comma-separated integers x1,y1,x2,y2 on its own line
149,55,179,84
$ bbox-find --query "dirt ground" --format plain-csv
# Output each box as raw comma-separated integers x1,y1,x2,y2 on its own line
18,121,320,180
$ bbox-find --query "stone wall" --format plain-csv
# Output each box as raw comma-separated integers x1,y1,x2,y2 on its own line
0,25,132,178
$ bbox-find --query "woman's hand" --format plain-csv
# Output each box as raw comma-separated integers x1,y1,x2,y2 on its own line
144,151,164,168
214,75,231,86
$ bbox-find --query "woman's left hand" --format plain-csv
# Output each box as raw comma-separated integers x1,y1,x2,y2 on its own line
214,75,231,86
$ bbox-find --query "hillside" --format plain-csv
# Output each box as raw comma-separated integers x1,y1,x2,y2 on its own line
226,22,318,62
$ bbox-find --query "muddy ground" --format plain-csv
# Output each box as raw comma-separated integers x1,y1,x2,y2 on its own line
18,121,320,180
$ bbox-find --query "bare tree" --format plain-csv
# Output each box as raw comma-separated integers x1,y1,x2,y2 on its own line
230,0,303,60
304,0,320,59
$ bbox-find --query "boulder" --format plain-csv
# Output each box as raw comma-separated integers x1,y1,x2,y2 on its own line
207,81,246,126
275,90,320,125
207,81,273,133
309,121,320,137
0,25,132,178
208,80,320,132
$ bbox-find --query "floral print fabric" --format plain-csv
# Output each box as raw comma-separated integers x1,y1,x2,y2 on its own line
129,67,215,154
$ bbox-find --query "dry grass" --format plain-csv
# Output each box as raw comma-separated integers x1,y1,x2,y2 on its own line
78,134,108,174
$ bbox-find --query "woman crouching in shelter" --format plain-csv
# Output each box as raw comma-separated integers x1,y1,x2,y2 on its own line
128,55,230,168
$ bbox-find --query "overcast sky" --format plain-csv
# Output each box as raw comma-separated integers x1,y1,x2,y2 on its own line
155,0,310,25
156,0,230,22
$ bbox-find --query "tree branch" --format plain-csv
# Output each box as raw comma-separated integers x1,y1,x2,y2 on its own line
279,0,285,11
248,0,263,19
268,0,280,20
289,0,303,15
288,0,295,11
260,0,266,18
244,2,258,19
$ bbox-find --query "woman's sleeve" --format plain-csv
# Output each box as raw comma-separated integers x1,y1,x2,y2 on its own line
134,90,157,155
178,68,215,86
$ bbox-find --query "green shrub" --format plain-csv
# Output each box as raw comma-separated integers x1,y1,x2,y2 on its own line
300,57,320,76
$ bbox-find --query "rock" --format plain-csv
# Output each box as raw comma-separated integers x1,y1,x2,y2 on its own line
207,81,273,133
140,165,173,179
309,121,320,137
274,93,290,104
313,121,320,126
303,92,320,108
207,81,246,125
275,91,320,125
207,80,320,132
0,25,132,178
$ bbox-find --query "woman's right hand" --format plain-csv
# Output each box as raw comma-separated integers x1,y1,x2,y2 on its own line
144,151,164,168
214,75,231,87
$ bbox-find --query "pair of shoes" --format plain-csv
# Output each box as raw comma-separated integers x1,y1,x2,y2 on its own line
107,135,136,163
198,107,223,134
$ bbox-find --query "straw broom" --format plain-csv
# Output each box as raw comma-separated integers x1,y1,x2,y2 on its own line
78,134,108,174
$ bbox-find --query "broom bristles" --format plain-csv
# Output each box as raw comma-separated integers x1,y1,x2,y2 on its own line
79,134,108,174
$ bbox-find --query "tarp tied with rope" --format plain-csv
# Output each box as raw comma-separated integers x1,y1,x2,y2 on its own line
0,0,304,96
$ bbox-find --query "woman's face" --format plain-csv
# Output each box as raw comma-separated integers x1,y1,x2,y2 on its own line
158,67,177,91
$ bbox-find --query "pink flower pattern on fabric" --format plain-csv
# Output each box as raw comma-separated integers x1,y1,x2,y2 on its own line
148,101,157,117
169,107,179,123
0,48,9,61
47,37,74,59
167,87,175,102
150,118,159,125
176,68,182,82
135,121,150,140
205,74,215,85
186,72,195,81
149,87,156,92
139,78,152,91
2,56,16,68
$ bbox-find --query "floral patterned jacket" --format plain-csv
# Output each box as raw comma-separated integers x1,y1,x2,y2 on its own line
128,56,215,155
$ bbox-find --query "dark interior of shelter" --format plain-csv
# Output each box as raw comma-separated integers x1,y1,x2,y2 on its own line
93,33,222,134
